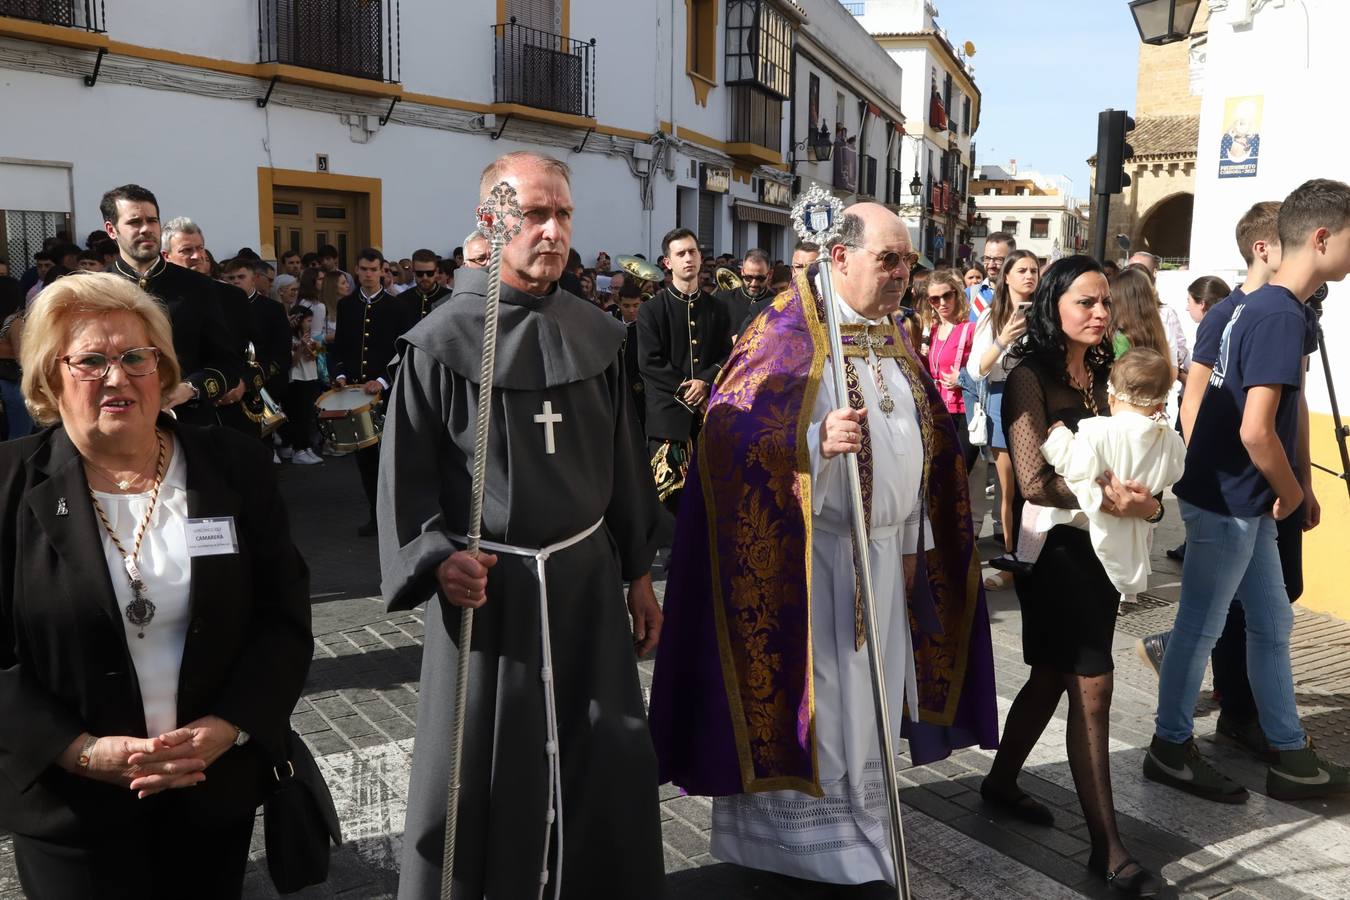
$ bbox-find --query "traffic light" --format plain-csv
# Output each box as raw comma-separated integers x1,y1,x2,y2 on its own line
1095,109,1136,195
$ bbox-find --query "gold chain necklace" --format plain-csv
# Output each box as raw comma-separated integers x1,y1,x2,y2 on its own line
83,438,160,492
1067,365,1099,415
88,431,167,639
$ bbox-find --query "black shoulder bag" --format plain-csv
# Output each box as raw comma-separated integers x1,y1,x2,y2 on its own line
264,729,343,894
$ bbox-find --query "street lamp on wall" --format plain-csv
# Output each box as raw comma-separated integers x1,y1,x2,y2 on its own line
909,172,922,203
1129,0,1200,46
909,172,925,256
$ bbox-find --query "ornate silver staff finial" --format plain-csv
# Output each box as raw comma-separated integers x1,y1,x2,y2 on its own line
791,184,847,246
475,181,525,249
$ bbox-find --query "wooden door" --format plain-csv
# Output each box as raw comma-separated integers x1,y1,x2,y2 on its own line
271,190,362,271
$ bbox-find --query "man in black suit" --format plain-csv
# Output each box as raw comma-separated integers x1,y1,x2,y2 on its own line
618,281,646,429
161,215,256,438
331,247,413,535
636,227,732,511
101,184,245,425
397,248,451,322
222,256,292,453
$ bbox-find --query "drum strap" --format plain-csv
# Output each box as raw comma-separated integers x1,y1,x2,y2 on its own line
445,517,604,900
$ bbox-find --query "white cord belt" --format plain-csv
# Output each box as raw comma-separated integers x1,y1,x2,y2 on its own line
448,517,604,900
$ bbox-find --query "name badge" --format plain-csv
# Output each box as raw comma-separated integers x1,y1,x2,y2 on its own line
185,517,239,557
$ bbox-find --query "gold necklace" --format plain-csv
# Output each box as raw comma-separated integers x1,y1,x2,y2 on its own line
84,437,161,492
88,431,168,639
1067,365,1098,415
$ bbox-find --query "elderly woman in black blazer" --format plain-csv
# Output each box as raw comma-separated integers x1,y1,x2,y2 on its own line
0,272,312,898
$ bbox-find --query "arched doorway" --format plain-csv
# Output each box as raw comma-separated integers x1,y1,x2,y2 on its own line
1136,193,1194,263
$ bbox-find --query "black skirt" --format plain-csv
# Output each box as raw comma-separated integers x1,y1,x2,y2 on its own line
1014,524,1119,675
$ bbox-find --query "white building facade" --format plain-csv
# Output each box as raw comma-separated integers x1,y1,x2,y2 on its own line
848,0,980,267
0,0,922,272
970,166,1088,262
1185,0,1349,619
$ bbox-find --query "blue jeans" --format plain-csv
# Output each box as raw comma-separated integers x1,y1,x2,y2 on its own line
1154,500,1304,750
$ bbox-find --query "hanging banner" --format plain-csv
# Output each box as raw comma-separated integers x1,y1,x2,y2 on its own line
1218,96,1262,179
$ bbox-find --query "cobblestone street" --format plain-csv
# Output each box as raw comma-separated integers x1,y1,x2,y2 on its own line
3,456,1349,899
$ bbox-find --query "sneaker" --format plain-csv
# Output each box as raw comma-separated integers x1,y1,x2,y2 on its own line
1166,542,1186,561
278,447,294,461
1143,735,1248,803
1215,712,1276,764
1135,633,1168,677
272,451,282,464
1267,743,1350,801
293,449,323,465
984,484,996,500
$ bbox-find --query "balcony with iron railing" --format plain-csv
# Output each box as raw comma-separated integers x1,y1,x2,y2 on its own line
493,18,595,120
258,0,401,84
0,0,102,31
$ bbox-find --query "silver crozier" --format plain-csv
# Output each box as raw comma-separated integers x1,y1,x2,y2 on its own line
790,184,912,899
440,182,524,900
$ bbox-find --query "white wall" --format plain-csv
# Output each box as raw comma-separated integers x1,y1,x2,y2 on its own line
0,65,651,263
1188,0,1347,416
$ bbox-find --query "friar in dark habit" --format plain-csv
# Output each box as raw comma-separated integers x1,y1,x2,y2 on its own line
635,227,732,511
101,184,245,425
377,151,667,900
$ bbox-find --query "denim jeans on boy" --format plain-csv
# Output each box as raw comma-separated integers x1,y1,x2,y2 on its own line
1154,499,1305,751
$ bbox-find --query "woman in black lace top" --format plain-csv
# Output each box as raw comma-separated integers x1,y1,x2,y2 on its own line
979,256,1165,897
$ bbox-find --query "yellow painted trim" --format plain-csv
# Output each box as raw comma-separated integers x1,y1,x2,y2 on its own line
1294,412,1350,621
491,102,596,130
400,90,494,114
687,69,716,107
0,16,109,51
684,0,718,107
726,142,784,167
255,63,400,99
10,29,658,144
676,125,731,153
659,120,674,133
257,168,383,262
732,167,752,184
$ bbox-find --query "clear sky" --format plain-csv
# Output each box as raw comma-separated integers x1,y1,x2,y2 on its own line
930,0,1142,199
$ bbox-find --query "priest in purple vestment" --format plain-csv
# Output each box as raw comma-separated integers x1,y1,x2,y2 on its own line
649,203,999,888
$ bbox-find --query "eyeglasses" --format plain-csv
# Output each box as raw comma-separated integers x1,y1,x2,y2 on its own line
929,290,958,305
742,273,768,283
982,255,1007,266
413,269,437,278
847,246,918,273
62,347,162,381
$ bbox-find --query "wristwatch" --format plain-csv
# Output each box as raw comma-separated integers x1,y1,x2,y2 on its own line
1145,498,1165,524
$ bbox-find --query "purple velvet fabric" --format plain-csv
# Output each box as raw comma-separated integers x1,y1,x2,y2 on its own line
649,273,999,797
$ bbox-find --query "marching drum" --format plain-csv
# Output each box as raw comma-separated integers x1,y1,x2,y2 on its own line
315,386,385,451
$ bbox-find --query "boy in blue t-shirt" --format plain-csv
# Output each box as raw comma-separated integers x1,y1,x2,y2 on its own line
1145,179,1350,804
1138,200,1320,762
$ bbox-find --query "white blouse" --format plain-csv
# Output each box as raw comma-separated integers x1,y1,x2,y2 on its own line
966,307,1017,384
91,440,191,737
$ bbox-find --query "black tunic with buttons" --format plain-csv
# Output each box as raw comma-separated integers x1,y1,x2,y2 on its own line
330,289,412,385
635,284,732,441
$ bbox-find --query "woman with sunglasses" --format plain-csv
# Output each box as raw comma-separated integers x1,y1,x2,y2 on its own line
925,269,979,471
0,273,313,898
967,248,1040,588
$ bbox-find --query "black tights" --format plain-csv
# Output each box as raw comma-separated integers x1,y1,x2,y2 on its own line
987,665,1133,871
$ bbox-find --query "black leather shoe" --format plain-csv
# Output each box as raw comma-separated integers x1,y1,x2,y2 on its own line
357,519,378,537
979,778,1054,826
1088,854,1162,897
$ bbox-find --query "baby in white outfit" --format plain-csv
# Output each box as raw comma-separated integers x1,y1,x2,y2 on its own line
1016,348,1187,604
